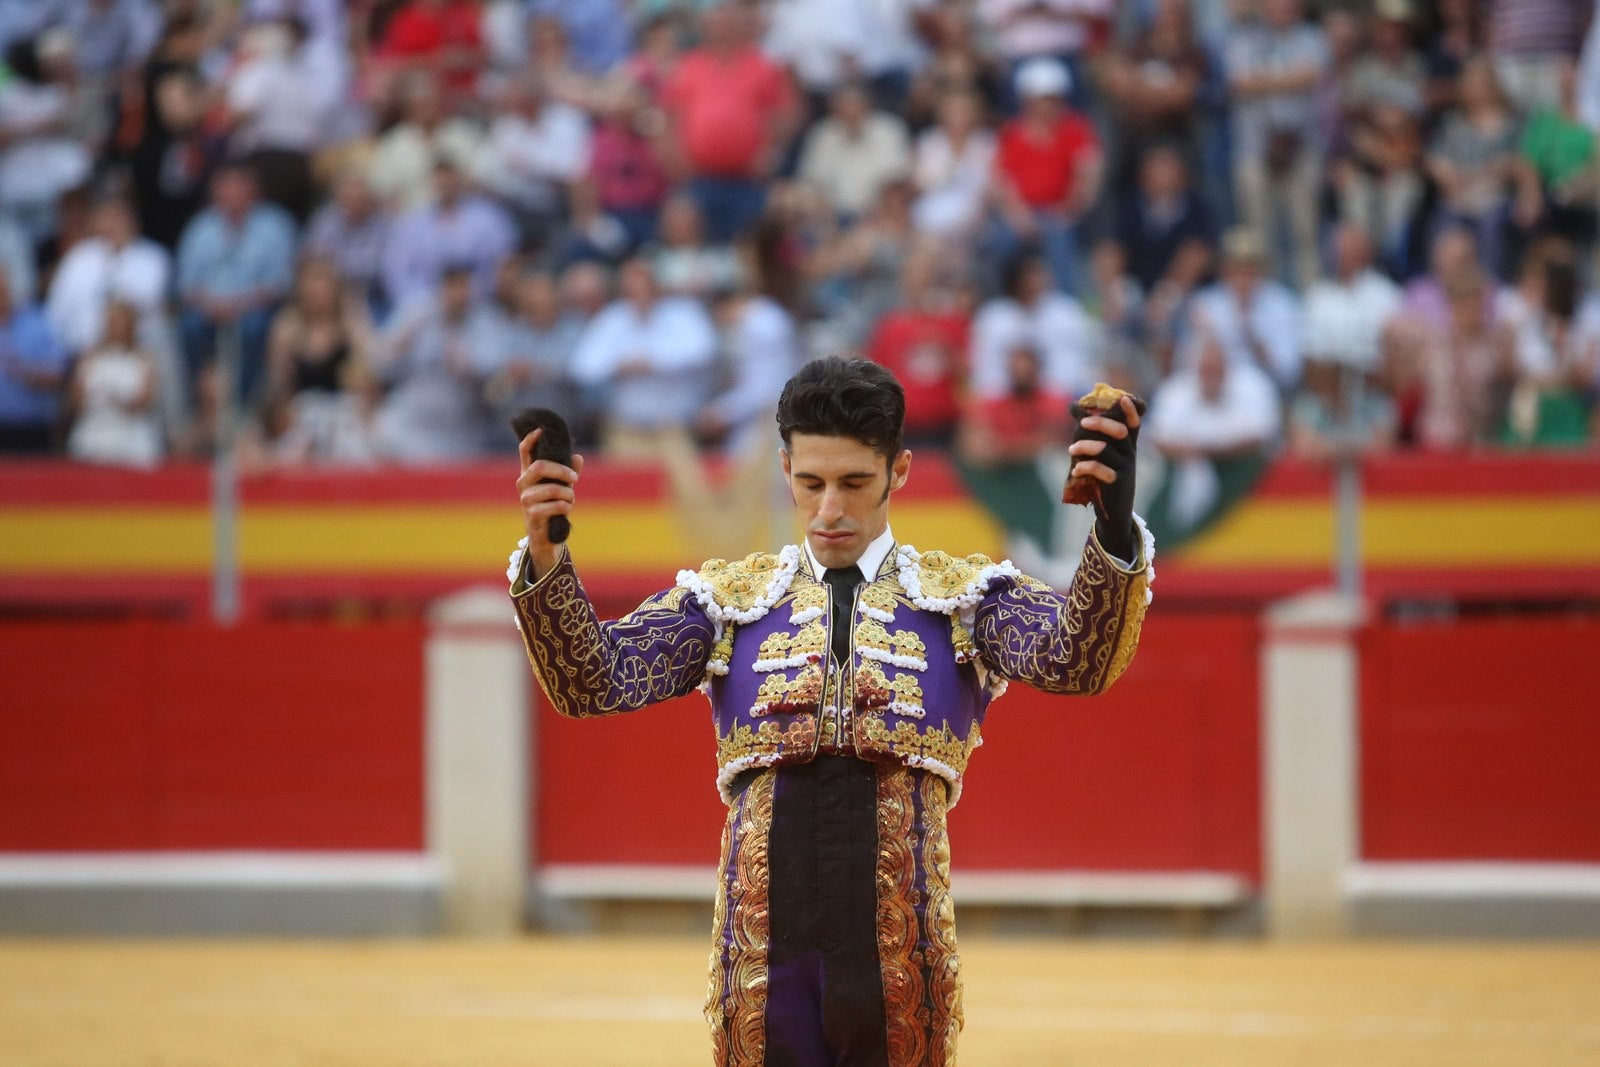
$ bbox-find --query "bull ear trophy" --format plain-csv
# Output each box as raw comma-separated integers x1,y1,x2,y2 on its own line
511,408,574,544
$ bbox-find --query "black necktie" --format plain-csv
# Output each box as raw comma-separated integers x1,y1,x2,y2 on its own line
822,565,864,667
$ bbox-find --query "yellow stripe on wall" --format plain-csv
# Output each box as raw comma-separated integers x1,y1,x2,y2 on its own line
1179,498,1600,566
2,497,1596,577
0,501,1006,577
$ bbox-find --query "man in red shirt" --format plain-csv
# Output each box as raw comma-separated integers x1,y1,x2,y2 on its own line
865,249,971,447
661,3,798,242
379,0,485,102
989,57,1103,297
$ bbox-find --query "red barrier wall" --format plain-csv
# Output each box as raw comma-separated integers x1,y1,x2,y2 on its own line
1359,616,1600,863
0,620,426,851
533,608,1263,880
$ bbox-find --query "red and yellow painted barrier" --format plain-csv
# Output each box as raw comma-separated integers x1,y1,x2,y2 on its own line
2,452,1598,613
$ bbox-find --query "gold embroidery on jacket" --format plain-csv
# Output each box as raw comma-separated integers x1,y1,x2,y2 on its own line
876,768,929,1066
919,773,964,1064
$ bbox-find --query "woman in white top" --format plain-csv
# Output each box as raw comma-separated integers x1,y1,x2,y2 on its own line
67,302,164,468
911,87,996,242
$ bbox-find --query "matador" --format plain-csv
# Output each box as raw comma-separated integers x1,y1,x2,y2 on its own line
508,357,1152,1066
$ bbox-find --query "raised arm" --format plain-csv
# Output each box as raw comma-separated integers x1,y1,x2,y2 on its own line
510,428,715,717
973,527,1152,696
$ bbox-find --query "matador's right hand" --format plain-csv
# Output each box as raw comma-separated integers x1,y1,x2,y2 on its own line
516,428,583,579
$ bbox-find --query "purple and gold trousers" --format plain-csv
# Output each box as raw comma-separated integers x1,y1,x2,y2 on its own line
705,755,963,1067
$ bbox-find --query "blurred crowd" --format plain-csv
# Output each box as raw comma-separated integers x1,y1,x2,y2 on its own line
1,0,1599,476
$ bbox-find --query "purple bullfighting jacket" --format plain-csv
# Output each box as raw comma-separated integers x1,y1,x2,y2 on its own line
508,520,1153,806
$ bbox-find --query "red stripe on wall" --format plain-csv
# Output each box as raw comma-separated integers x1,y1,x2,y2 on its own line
1359,616,1600,863
0,620,427,851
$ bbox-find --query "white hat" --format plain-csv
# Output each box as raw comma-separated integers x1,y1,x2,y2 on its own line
1015,57,1070,100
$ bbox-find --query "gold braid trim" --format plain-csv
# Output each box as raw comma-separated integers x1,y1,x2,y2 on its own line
724,771,775,1066
876,768,929,1067
919,774,964,1065
705,799,736,1063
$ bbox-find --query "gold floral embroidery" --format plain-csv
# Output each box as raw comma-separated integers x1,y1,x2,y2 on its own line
876,768,928,1067
716,716,817,764
909,551,996,601
856,618,894,656
695,552,788,613
857,718,977,776
919,774,963,1065
724,771,775,1066
755,630,795,664
860,581,902,619
749,665,825,716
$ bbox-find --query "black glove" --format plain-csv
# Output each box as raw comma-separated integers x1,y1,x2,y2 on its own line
1068,396,1142,562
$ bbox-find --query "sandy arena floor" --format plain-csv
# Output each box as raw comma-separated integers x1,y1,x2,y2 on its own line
2,936,1598,1066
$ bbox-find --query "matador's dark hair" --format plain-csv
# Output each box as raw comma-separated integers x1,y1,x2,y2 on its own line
776,356,905,462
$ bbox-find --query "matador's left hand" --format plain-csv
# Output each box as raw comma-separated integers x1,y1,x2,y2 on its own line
1068,394,1141,561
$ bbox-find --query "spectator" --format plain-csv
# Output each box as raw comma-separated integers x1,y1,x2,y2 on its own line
526,0,633,76
1520,58,1597,241
979,0,1111,112
476,73,592,248
1083,238,1150,388
34,0,162,84
371,263,504,462
366,74,486,211
650,192,740,299
553,178,631,268
569,256,717,456
969,250,1102,403
1488,0,1586,114
588,83,673,248
245,0,347,51
1389,266,1501,449
560,258,611,324
482,268,583,440
382,159,517,310
1145,321,1283,533
1097,0,1209,186
957,342,1069,466
224,14,348,223
1426,56,1540,280
304,171,393,316
0,214,38,305
263,256,373,432
377,0,485,104
176,163,297,406
1113,143,1215,303
911,86,996,244
808,178,920,350
47,195,170,358
765,0,928,112
698,280,802,453
660,2,798,242
1343,0,1427,118
1303,224,1403,373
1496,239,1595,446
65,300,164,468
1398,223,1486,332
798,83,914,222
0,265,67,453
0,40,93,242
123,58,216,251
622,11,685,105
1226,0,1331,288
1190,228,1305,392
522,13,610,112
989,57,1102,296
1287,356,1397,462
1426,0,1486,112
866,245,972,447
1333,102,1430,280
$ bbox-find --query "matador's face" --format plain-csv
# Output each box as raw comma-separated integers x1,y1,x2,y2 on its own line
781,434,911,571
